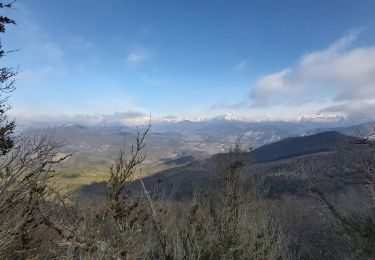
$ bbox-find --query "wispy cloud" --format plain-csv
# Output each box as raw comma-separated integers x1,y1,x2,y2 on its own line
68,36,96,51
210,100,248,110
7,3,99,69
125,47,151,68
5,4,65,65
17,66,66,86
234,60,248,72
249,31,375,119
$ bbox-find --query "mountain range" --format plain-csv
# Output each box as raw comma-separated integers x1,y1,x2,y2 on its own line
21,119,375,190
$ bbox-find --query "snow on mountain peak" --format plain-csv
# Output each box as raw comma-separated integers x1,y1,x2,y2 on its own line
183,116,207,122
212,113,239,121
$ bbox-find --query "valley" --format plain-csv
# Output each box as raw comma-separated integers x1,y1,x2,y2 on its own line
22,119,375,192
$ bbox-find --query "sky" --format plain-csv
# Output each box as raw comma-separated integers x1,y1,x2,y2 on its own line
3,0,375,125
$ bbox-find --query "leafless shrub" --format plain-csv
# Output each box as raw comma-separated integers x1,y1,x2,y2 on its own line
147,138,289,260
0,134,72,258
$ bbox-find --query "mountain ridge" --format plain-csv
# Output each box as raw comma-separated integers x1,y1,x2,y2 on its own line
78,131,368,200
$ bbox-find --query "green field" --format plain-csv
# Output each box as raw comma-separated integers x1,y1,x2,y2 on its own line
55,156,193,191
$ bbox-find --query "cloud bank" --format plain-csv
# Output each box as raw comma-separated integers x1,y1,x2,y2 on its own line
249,32,375,120
15,110,150,127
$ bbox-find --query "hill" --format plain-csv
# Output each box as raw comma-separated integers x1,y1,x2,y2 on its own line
249,131,357,163
79,131,371,208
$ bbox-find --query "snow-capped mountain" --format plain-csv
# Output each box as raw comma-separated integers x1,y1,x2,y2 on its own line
211,113,241,121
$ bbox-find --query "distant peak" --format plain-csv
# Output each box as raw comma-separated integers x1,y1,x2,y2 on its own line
182,116,207,122
212,113,239,121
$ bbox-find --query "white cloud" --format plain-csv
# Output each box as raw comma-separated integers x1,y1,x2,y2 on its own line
14,110,150,127
249,31,375,119
6,3,99,69
4,4,65,64
235,60,247,72
319,101,375,121
125,47,151,68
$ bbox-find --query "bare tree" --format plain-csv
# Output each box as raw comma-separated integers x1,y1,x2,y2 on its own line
0,4,78,257
0,134,72,258
107,124,150,219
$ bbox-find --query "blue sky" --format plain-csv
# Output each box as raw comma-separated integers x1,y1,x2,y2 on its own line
3,0,375,124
